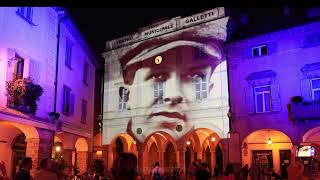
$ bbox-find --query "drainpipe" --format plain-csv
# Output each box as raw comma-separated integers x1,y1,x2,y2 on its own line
224,43,231,165
51,9,66,158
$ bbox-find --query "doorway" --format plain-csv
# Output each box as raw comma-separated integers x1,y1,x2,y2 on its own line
280,150,291,178
11,133,26,178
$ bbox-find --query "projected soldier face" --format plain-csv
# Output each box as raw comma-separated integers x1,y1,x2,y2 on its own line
122,38,224,143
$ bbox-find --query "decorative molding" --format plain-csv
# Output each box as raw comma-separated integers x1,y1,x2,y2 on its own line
246,70,277,81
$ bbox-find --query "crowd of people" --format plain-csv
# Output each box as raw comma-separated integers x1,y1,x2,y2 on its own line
1,154,319,180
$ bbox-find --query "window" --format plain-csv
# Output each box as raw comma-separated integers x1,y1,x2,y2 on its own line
119,87,128,110
194,75,208,100
254,85,271,113
15,56,24,79
311,78,320,101
81,99,87,124
83,61,88,85
63,85,71,115
65,38,72,69
154,81,164,105
252,45,268,57
16,7,33,23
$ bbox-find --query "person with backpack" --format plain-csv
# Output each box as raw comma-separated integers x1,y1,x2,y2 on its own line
151,162,163,180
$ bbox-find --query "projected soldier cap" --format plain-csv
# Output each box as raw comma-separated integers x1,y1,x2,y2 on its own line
120,27,228,143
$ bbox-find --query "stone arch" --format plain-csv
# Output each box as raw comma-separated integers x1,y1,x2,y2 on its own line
75,138,89,152
110,133,135,153
0,121,39,139
302,126,320,143
242,129,293,175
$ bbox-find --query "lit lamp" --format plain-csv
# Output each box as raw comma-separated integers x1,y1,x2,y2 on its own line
187,141,191,145
267,137,272,144
211,137,216,142
55,145,61,152
133,141,136,145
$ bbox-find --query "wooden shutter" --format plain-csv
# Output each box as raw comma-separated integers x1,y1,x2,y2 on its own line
242,47,252,59
300,78,312,102
69,93,75,115
270,82,281,111
245,85,255,113
29,60,36,81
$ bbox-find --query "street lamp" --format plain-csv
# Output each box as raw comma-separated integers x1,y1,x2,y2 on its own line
267,137,272,144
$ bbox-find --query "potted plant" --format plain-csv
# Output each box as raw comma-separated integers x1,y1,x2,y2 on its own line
6,76,43,115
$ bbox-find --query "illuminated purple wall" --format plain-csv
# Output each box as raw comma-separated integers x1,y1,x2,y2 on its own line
227,20,320,145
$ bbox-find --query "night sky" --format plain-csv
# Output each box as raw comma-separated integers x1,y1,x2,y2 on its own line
67,8,216,57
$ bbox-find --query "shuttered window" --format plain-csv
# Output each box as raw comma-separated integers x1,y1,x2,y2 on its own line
311,78,320,101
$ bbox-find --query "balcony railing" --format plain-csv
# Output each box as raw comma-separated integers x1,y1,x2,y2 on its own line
291,101,320,120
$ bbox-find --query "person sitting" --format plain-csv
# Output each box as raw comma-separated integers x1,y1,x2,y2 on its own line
35,158,58,180
112,152,138,180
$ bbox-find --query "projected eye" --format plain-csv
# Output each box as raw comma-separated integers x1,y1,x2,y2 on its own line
146,73,170,82
187,72,205,79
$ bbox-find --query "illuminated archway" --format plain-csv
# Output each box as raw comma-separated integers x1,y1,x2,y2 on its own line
0,121,39,179
143,131,177,176
302,126,320,161
182,128,221,176
242,129,293,176
74,137,89,174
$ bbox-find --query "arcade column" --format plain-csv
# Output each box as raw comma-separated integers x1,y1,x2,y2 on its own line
102,145,113,170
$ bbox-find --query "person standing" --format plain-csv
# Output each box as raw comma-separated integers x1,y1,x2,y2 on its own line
151,162,163,180
195,162,210,180
35,158,58,180
222,164,235,180
240,164,249,180
14,157,33,180
287,157,305,180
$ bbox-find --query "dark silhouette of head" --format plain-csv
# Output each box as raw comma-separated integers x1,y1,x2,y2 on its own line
155,162,160,167
20,157,32,172
224,164,234,176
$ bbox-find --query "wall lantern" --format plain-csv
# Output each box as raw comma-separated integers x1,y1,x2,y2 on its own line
55,145,61,152
211,137,216,142
187,141,191,145
133,141,136,145
267,137,272,144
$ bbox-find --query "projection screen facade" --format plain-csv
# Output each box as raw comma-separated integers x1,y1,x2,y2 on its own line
102,7,230,145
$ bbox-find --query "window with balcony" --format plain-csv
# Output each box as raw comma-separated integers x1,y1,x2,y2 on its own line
81,99,87,124
252,45,268,57
16,7,34,24
193,75,208,101
311,78,320,101
119,87,128,110
254,85,271,113
154,81,164,105
65,38,72,69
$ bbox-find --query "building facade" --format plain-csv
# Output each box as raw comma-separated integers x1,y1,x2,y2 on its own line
227,8,320,177
0,7,101,178
102,7,231,178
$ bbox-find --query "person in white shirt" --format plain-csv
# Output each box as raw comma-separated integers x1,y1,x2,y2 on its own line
151,162,163,180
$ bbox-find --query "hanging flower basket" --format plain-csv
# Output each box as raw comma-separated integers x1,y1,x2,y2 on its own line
6,77,43,115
